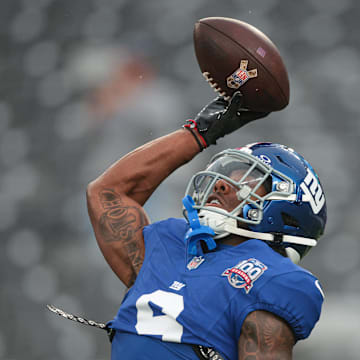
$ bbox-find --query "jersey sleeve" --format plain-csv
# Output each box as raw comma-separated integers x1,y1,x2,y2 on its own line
242,271,324,341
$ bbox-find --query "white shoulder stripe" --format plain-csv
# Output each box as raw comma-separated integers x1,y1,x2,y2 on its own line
315,280,325,299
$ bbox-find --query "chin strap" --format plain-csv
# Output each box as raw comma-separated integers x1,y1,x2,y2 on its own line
197,208,317,247
222,224,317,247
197,208,316,264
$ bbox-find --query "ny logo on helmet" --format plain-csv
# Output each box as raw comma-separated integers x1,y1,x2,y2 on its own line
300,168,325,214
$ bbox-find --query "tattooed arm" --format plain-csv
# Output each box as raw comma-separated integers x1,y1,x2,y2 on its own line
86,129,201,287
238,311,295,360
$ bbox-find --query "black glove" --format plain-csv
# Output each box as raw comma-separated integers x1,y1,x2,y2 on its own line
184,92,269,149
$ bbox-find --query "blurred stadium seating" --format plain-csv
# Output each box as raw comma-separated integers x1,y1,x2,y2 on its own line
0,0,359,359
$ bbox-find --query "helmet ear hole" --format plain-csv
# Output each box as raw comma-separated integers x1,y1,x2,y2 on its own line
281,212,300,229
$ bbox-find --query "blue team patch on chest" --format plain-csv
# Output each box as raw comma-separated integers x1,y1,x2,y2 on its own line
222,258,267,293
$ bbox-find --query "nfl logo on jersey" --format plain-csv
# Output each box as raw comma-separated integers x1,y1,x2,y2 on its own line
222,258,267,293
187,256,205,270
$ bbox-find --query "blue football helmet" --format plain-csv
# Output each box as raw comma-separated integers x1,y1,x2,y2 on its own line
184,142,327,263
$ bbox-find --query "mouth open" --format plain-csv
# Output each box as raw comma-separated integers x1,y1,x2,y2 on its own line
205,195,224,208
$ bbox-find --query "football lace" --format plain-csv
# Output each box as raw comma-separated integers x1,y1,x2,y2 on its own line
202,72,230,101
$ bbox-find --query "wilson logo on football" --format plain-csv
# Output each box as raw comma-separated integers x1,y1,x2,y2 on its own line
222,258,267,293
300,168,325,215
227,60,258,89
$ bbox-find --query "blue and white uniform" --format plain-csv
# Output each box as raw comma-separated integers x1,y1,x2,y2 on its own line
108,218,323,360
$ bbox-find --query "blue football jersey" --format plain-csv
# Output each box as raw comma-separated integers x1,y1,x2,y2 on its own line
108,218,324,360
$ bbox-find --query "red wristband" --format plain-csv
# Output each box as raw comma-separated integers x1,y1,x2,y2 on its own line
183,120,208,150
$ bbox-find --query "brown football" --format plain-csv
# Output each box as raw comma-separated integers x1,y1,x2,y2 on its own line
193,17,290,112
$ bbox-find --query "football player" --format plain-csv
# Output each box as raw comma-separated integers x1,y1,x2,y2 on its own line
86,93,327,360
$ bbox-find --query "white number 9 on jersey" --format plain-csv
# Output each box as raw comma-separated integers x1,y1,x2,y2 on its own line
135,290,184,342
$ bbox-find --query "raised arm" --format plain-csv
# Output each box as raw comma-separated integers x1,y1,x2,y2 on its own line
86,129,200,287
86,93,268,287
238,310,295,360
